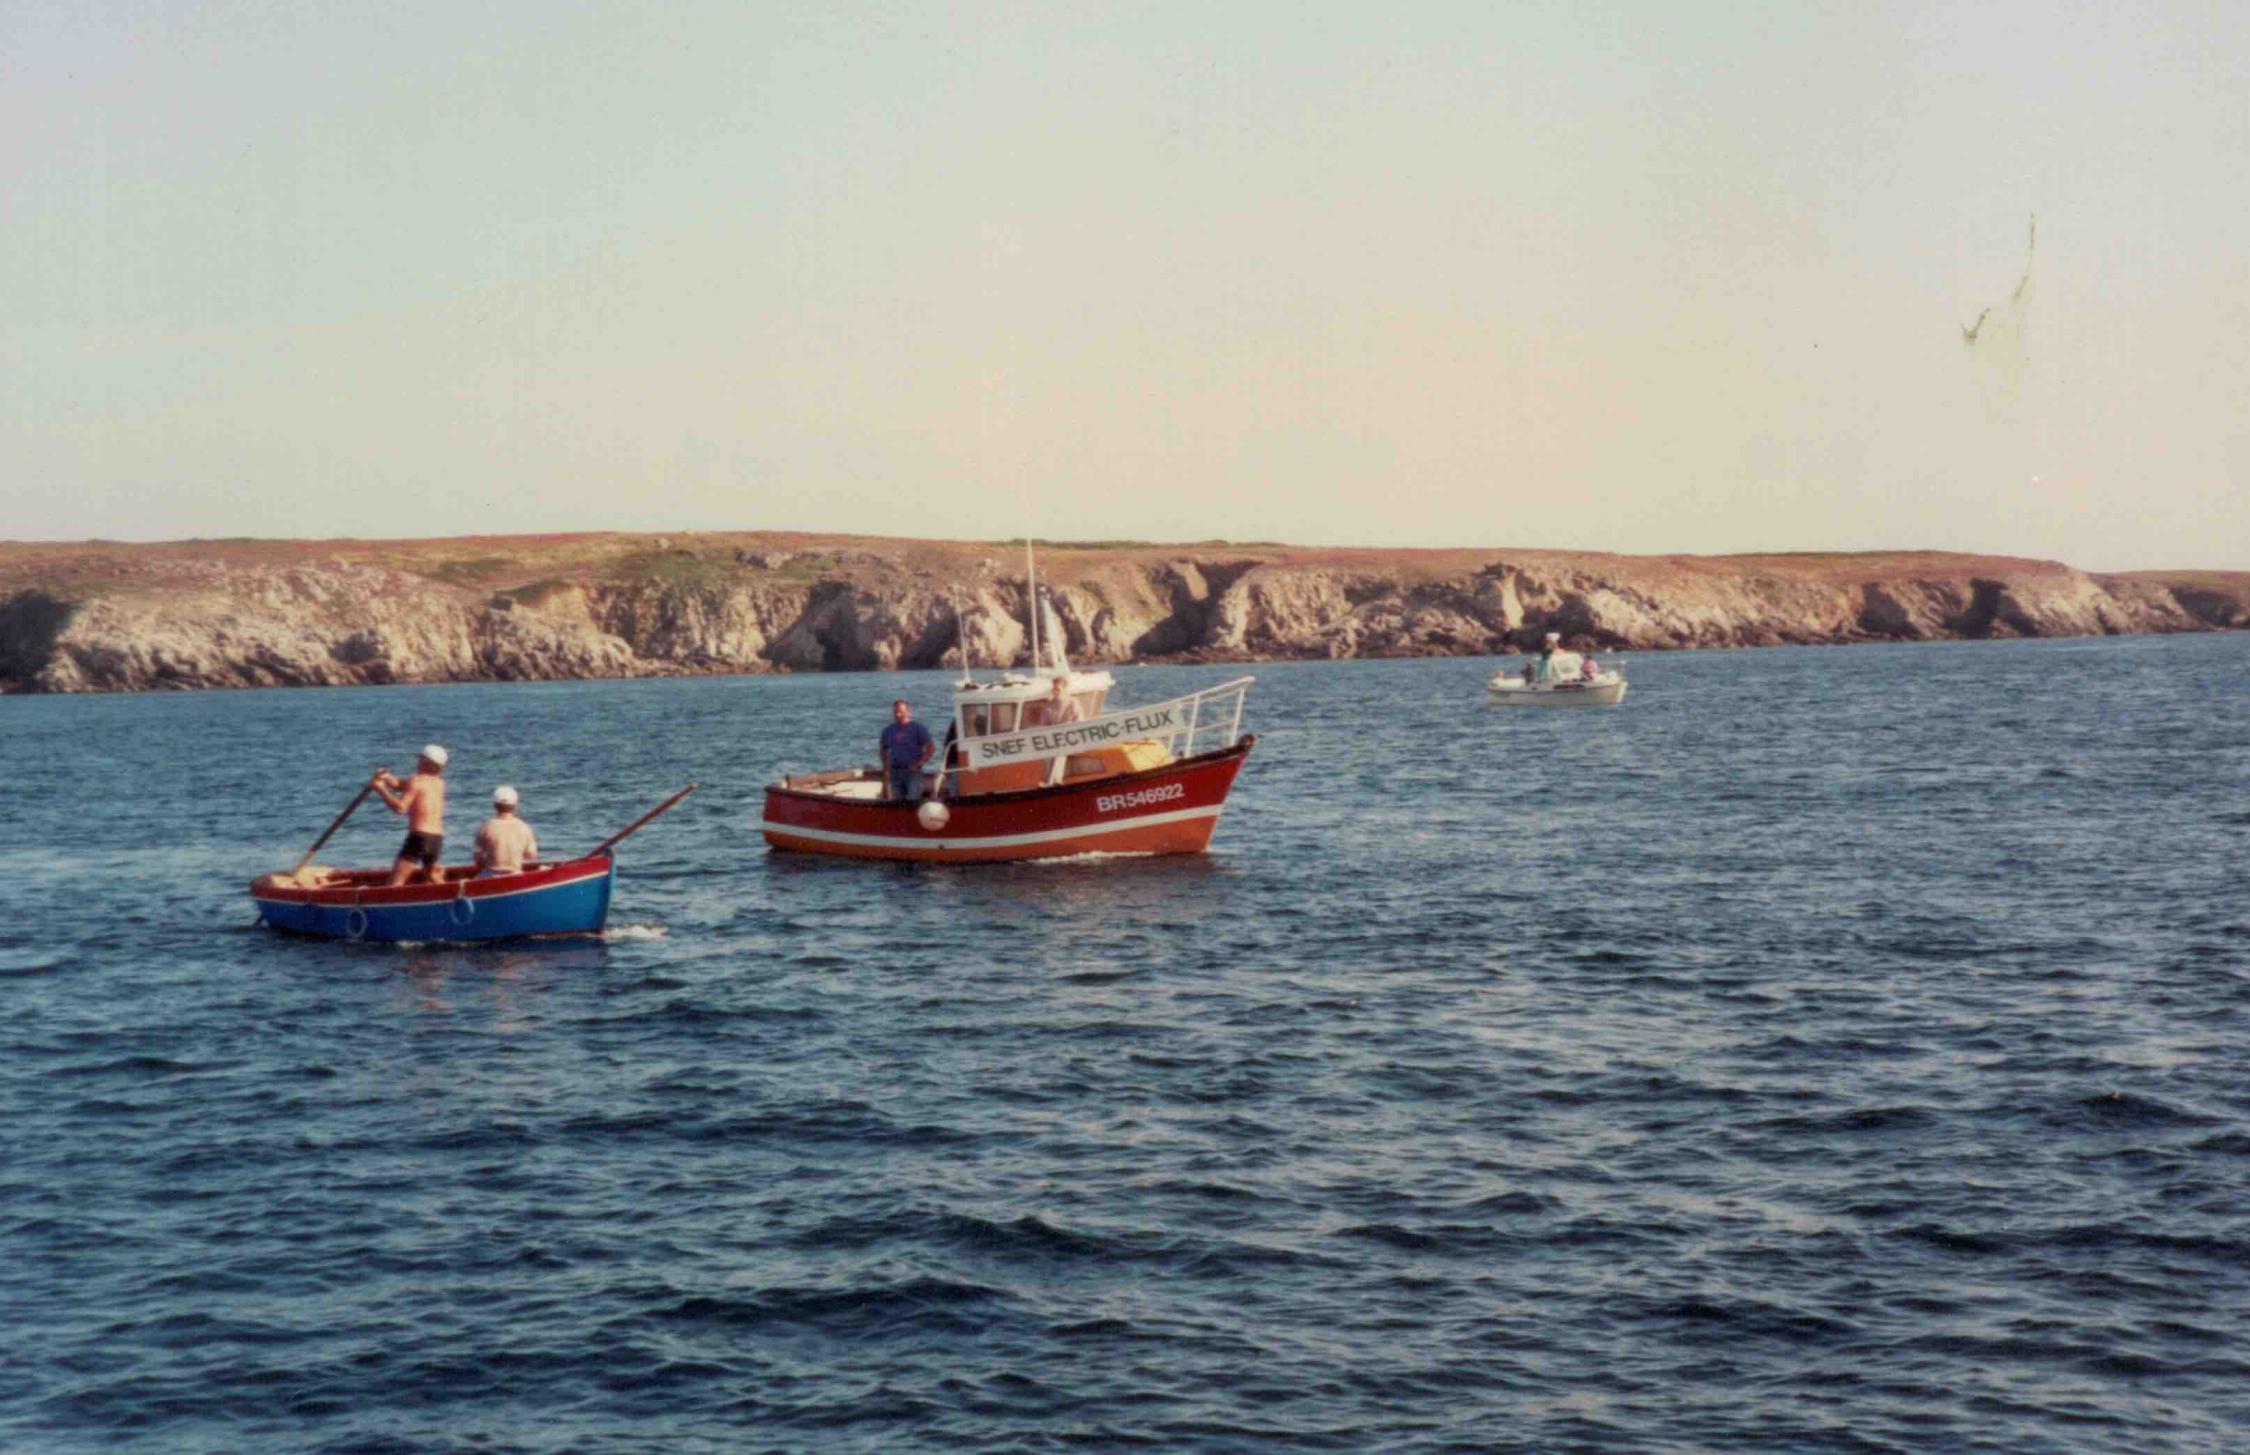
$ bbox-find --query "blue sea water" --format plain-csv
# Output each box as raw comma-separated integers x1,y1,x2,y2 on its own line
3,633,2247,1453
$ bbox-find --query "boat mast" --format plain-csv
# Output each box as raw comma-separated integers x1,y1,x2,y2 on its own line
1024,535,1040,674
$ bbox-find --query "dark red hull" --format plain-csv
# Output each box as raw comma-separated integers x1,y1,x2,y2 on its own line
761,738,1255,862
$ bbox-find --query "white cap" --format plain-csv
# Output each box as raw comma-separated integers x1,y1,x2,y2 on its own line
492,785,518,807
420,743,449,767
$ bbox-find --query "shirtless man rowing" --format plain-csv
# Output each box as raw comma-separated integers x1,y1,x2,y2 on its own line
372,744,448,886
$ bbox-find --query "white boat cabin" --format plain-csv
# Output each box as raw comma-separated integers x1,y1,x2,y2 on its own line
942,668,1184,795
952,669,1114,740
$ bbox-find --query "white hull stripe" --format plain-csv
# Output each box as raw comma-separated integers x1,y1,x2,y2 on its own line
760,803,1223,852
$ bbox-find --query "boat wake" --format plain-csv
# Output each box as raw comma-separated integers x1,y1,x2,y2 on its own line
603,923,670,941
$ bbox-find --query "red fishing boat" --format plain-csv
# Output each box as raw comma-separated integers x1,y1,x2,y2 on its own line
762,581,1255,863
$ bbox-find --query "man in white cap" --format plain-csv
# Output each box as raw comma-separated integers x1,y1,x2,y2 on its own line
372,744,449,886
473,786,540,878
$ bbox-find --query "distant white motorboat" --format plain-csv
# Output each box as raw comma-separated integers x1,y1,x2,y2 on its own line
1486,638,1628,707
1486,671,1628,707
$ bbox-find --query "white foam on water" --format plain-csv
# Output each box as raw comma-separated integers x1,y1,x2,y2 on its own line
602,923,669,941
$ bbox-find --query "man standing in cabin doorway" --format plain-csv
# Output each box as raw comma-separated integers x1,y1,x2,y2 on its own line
879,700,933,802
1034,676,1083,786
373,744,448,886
1033,675,1082,727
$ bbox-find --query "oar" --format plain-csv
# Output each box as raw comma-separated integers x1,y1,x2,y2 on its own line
586,784,698,859
292,769,383,875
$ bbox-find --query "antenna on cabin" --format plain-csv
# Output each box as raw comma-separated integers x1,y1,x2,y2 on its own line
1023,535,1040,674
955,596,973,683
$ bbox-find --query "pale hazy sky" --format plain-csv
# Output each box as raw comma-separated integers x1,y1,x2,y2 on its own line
6,2,2247,568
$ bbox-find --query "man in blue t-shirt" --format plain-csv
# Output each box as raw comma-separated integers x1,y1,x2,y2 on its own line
878,699,935,801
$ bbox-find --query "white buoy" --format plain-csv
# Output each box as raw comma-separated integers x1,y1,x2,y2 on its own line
917,800,950,830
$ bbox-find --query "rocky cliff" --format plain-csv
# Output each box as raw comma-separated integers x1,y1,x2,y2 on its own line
2,533,2245,693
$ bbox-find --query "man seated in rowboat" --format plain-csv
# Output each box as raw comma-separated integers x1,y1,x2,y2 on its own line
472,785,539,877
372,744,448,886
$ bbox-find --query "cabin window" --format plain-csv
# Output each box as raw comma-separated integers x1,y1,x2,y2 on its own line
961,705,988,738
1066,753,1107,778
990,702,1018,732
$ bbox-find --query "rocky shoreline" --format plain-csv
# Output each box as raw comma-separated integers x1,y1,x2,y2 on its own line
3,532,2246,693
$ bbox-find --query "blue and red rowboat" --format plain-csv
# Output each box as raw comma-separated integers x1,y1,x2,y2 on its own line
252,783,695,942
251,855,616,942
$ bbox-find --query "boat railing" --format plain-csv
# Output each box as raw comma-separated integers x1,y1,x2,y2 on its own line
946,674,1254,772
1165,675,1255,759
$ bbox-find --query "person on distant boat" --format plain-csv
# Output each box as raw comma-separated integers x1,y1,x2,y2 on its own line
1536,633,1560,682
879,699,934,801
473,785,539,877
1581,651,1599,681
373,744,448,886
